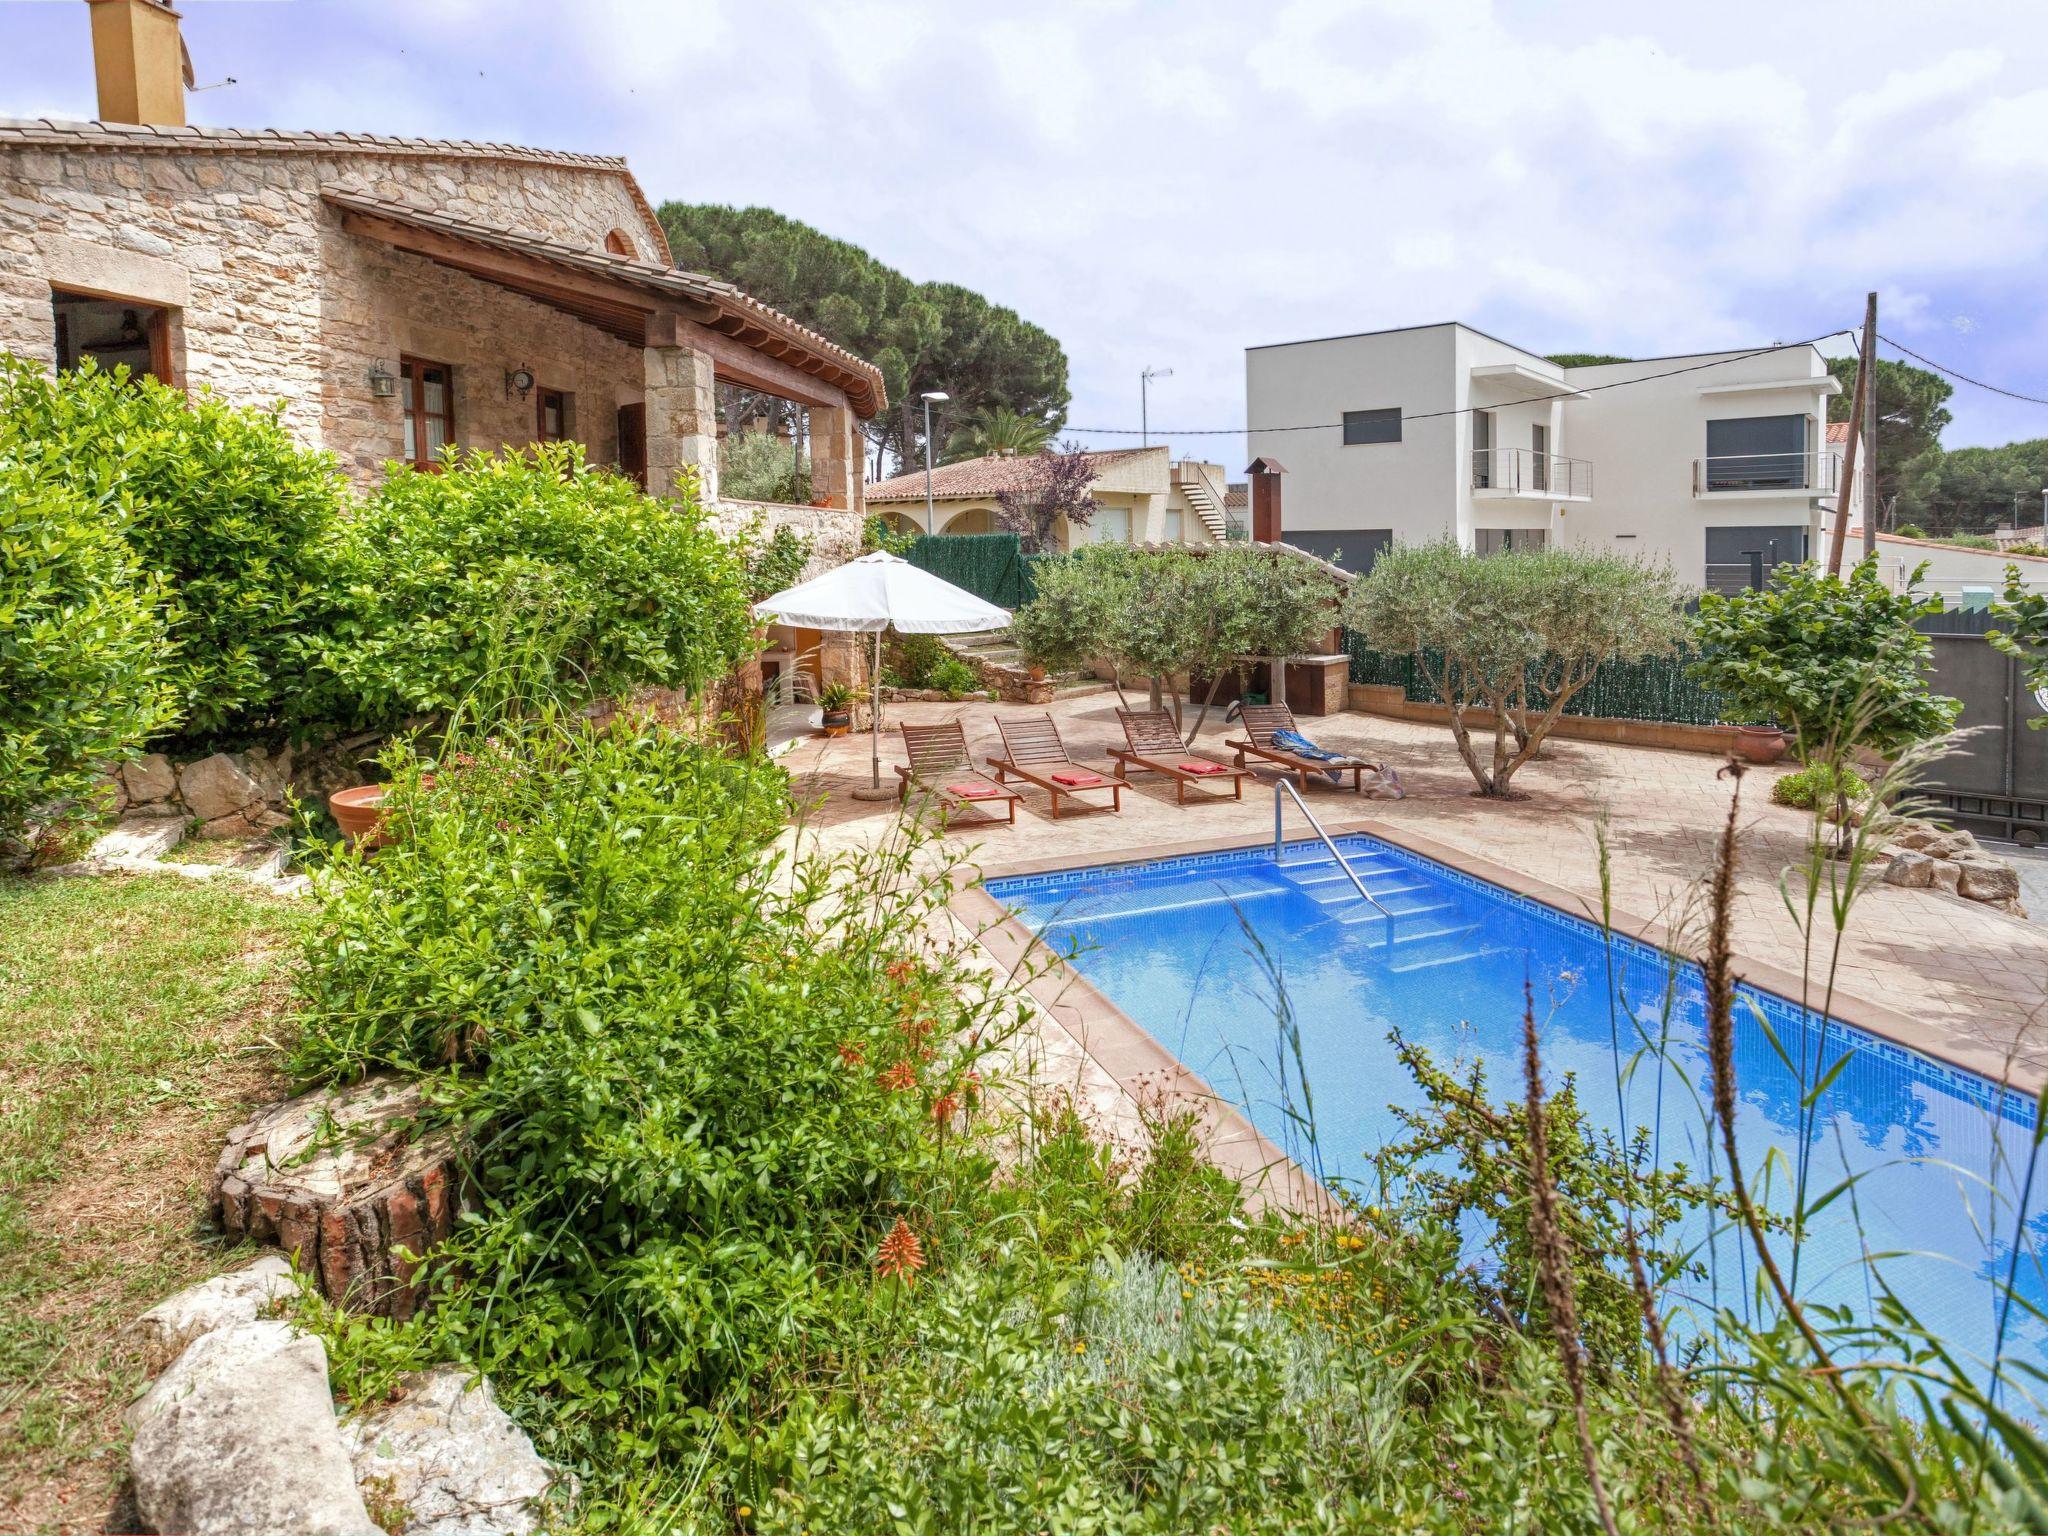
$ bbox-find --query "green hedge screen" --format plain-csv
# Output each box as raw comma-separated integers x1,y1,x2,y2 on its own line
1342,630,1728,726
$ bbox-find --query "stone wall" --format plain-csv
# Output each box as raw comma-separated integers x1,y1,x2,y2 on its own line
0,133,662,488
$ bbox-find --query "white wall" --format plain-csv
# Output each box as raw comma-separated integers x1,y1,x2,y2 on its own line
1245,322,1459,567
1244,323,1839,585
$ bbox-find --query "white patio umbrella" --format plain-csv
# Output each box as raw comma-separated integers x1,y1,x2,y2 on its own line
753,551,1011,799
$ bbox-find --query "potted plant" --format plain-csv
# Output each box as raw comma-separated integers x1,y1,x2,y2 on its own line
818,683,856,737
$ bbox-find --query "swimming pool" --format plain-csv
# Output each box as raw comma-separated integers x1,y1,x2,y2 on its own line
986,834,2048,1378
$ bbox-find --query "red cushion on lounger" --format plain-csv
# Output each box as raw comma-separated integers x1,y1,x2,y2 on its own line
1050,771,1104,787
1178,761,1228,776
949,783,999,799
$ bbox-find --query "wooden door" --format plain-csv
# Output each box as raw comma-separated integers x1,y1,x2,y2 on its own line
616,402,647,488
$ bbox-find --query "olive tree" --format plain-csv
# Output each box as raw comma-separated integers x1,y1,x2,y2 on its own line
1991,565,2048,728
1346,541,1688,797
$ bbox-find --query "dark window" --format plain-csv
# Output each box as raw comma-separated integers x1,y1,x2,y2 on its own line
1705,414,1807,490
1704,525,1809,593
1284,528,1393,574
536,387,571,443
1475,528,1547,556
52,289,174,384
401,357,455,470
1342,407,1402,446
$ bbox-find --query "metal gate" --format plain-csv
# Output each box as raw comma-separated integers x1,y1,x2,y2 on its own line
1924,627,2048,845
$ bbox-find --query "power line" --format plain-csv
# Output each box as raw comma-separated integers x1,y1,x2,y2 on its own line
1066,333,1854,436
1878,334,2048,408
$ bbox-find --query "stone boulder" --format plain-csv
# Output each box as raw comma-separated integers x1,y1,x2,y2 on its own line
1956,856,2023,905
128,1318,380,1536
1931,860,1963,894
136,1254,299,1374
121,752,178,807
178,752,265,824
340,1366,561,1536
1883,850,1936,889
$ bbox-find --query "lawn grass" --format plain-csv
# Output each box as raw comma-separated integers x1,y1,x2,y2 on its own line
0,872,297,1535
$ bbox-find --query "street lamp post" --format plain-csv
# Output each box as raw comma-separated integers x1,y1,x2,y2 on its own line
1140,366,1173,447
920,391,949,536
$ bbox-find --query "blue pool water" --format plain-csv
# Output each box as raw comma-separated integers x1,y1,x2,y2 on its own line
987,835,2048,1378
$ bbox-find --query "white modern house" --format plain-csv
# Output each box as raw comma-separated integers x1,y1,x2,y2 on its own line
1244,322,1844,589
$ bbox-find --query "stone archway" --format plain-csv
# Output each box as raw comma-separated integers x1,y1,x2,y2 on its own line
938,506,996,535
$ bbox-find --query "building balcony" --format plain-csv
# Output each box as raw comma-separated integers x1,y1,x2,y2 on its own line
1471,447,1592,501
1692,451,1841,498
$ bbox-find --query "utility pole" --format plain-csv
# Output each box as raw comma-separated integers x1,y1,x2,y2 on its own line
1862,292,1879,561
1826,291,1877,575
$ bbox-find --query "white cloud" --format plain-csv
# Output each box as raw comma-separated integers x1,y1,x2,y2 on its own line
4,0,2046,448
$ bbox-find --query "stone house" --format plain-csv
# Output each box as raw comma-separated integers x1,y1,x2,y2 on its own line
0,0,883,580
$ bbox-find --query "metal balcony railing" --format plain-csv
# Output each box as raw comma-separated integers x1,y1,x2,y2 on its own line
1693,451,1841,496
1470,447,1592,498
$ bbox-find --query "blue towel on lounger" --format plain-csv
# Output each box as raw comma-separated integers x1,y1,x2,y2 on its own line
1271,727,1366,784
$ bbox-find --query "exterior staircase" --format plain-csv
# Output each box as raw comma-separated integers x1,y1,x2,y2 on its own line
1174,462,1231,541
1269,850,1507,973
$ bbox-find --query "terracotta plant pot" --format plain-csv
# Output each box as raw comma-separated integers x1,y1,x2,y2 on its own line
329,783,398,848
1732,726,1789,765
1027,664,1047,681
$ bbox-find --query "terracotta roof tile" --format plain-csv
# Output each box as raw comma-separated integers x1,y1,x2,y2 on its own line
322,190,885,415
1825,420,1852,443
866,449,1151,502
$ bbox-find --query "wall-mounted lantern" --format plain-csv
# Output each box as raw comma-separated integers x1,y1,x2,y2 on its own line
505,365,535,400
367,359,396,398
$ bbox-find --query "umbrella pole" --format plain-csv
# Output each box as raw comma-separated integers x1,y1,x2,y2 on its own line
851,627,895,802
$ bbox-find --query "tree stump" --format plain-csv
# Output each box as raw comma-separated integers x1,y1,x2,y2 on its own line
209,1075,466,1320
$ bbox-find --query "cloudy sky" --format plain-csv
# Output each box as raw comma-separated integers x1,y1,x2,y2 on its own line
7,0,2048,465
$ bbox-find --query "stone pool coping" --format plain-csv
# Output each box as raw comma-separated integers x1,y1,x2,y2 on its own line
953,819,2047,1177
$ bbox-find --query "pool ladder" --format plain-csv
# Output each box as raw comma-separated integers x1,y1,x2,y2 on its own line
1272,780,1397,942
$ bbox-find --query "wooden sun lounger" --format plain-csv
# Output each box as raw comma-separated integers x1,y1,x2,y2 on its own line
894,721,1021,825
1226,703,1376,793
1108,708,1249,805
987,713,1124,819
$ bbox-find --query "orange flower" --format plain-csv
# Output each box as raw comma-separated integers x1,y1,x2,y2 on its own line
885,958,915,984
838,1039,866,1067
877,1060,918,1093
931,1092,960,1124
875,1217,926,1284
963,1069,983,1105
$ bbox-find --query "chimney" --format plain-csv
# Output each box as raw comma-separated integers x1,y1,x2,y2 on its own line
1244,456,1286,544
88,0,190,127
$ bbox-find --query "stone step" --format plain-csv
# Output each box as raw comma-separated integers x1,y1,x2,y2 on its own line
88,813,187,864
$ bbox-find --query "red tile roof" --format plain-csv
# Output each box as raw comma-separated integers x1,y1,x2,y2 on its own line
1825,420,1852,443
866,448,1152,503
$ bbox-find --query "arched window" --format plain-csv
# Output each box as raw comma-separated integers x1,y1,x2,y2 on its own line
604,228,637,259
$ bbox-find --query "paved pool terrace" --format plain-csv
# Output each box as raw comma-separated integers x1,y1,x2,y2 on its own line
783,694,2048,1154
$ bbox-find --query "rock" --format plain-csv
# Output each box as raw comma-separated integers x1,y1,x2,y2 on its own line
1883,850,1936,889
1955,856,2023,905
1890,823,1945,853
122,752,178,806
340,1366,561,1536
86,813,186,864
200,809,266,840
179,752,264,822
1924,830,1980,861
1930,860,1962,894
240,744,296,802
136,1254,299,1374
128,1319,381,1536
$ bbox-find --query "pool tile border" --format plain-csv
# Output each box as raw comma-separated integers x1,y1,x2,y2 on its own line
959,819,2047,1125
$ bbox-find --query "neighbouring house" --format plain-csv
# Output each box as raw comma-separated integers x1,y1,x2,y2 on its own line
1996,523,2048,550
1818,511,2048,607
0,1,883,570
1244,320,1843,589
866,446,1230,550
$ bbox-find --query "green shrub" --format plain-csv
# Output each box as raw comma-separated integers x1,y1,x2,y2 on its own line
292,715,1004,1466
718,429,811,506
883,631,947,689
929,655,981,699
1689,556,1959,754
0,356,342,742
1894,523,1927,540
0,462,174,843
1771,760,1870,813
299,445,755,729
